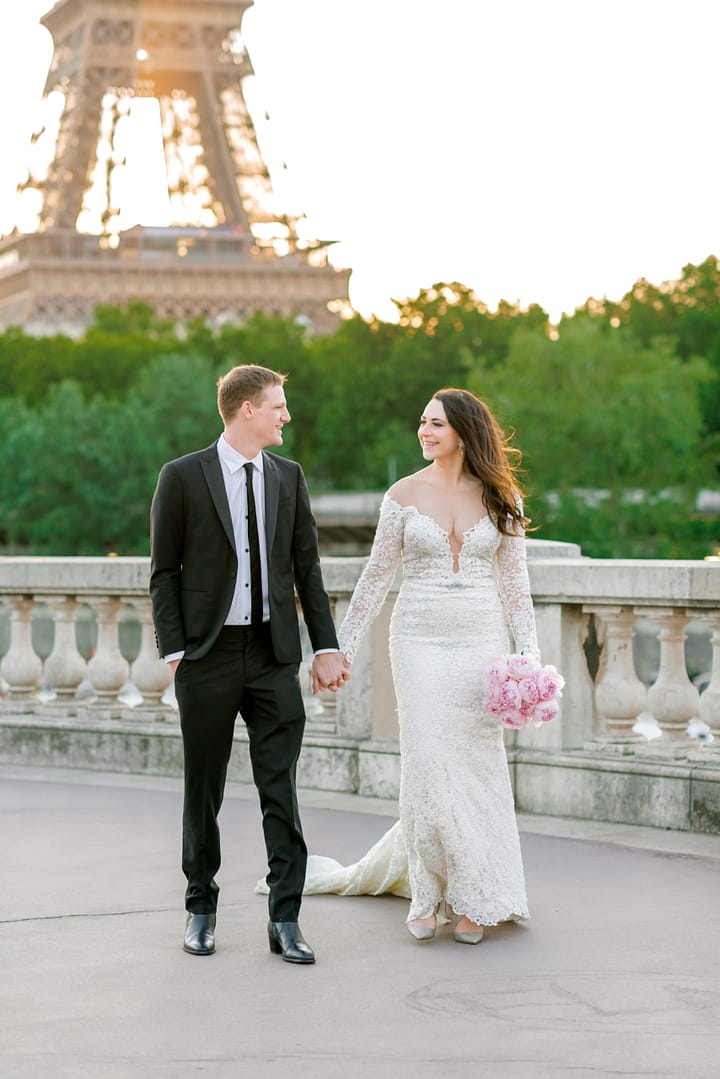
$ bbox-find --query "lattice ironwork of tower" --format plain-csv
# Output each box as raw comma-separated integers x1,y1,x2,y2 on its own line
0,0,350,335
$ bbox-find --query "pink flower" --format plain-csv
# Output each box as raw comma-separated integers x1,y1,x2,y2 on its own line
508,654,541,680
498,679,521,710
488,656,510,683
536,666,565,701
500,708,525,729
533,698,560,724
484,682,503,714
518,676,539,705
483,653,563,730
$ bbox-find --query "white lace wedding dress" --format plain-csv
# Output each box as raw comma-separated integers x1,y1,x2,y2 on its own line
260,494,540,924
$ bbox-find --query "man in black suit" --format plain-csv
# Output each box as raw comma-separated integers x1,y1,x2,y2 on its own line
150,364,350,964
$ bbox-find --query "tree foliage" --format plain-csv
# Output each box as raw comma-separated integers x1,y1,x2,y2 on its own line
0,261,718,557
573,256,720,449
470,318,715,493
0,301,186,403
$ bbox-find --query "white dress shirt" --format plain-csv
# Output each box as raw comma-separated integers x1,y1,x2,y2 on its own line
217,434,270,625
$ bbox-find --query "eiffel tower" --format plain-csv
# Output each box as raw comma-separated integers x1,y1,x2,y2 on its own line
0,0,350,335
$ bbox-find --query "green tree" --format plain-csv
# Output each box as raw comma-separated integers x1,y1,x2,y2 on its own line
78,301,188,400
572,256,720,465
1,382,139,553
304,309,474,489
394,282,549,368
0,354,223,555
123,351,222,473
539,491,719,559
0,395,34,547
469,319,715,494
0,327,79,402
0,301,188,404
90,300,176,338
304,316,400,487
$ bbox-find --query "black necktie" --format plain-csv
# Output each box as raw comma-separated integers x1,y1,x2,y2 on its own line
243,462,263,626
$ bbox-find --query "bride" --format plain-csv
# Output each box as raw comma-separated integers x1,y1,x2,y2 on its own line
264,388,541,944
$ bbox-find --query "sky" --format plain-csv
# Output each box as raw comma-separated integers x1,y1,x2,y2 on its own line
0,0,718,322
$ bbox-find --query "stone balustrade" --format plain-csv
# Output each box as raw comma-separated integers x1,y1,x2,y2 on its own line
1,549,719,832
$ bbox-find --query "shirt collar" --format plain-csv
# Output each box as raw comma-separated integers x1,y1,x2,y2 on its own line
217,434,264,475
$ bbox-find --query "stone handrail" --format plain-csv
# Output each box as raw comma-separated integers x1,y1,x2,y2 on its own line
0,552,719,754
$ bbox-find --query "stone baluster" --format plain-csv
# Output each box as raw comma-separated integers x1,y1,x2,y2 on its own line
295,604,333,731
688,609,720,737
86,596,129,701
643,607,700,738
299,653,334,729
583,607,646,738
38,595,87,697
130,597,173,705
314,687,339,734
333,593,372,742
0,596,43,699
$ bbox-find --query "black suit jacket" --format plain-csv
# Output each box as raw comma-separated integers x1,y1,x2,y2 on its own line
149,441,338,664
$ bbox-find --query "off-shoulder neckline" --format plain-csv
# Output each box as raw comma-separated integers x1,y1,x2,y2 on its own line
383,493,493,540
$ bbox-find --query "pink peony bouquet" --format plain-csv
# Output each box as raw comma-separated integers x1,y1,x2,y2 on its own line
483,653,565,730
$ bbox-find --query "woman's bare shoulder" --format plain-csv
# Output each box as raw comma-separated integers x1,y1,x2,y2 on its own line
387,469,432,507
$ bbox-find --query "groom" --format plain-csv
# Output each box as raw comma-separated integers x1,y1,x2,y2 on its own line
150,364,350,964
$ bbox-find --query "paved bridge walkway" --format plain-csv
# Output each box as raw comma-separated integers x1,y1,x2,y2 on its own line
1,765,719,1079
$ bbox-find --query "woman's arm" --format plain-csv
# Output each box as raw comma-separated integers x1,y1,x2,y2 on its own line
495,510,540,660
337,496,406,662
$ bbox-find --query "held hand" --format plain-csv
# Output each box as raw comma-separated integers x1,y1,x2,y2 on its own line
311,653,351,694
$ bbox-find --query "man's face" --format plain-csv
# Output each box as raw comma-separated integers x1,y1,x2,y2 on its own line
249,384,291,447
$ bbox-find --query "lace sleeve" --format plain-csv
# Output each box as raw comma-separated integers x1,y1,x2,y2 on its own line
337,495,405,662
495,504,540,660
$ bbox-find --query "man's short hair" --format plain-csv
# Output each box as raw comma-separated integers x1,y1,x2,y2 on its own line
217,365,286,423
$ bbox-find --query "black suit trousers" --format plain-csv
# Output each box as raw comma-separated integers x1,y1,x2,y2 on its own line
174,624,307,921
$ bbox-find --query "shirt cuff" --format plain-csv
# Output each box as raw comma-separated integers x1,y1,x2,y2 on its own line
163,651,185,664
313,648,340,656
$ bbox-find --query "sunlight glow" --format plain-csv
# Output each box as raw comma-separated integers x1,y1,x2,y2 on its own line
118,97,171,230
1,1,719,320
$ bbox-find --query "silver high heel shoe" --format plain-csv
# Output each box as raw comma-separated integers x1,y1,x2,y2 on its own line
407,920,436,941
453,924,484,945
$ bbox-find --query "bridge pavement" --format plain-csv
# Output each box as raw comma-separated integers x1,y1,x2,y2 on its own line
1,765,719,1079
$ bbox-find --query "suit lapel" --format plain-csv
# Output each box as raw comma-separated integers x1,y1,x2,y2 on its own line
200,443,236,552
263,451,279,554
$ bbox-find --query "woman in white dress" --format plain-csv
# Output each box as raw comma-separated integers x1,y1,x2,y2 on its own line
266,388,541,943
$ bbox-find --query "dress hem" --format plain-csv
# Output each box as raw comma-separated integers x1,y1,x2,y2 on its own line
407,900,530,926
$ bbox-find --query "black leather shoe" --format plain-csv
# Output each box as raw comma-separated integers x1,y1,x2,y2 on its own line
268,921,315,964
183,913,216,956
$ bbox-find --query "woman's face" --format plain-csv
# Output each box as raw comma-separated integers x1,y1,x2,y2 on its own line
418,397,461,461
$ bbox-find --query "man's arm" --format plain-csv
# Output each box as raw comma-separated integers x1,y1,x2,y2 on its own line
289,464,350,692
149,463,186,657
290,464,339,652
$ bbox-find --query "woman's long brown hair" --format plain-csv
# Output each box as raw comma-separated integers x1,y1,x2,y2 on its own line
433,388,528,536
